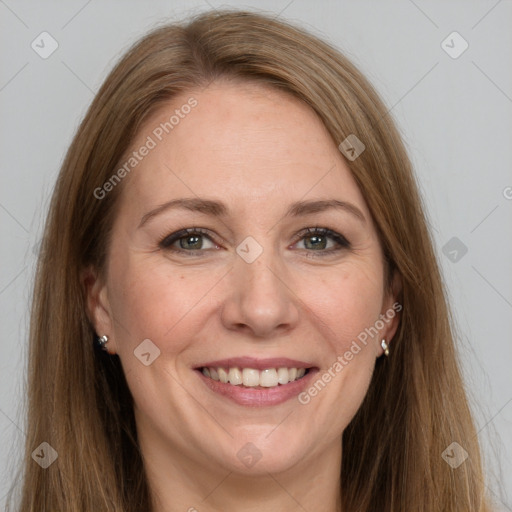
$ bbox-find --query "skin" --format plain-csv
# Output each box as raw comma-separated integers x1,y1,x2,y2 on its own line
84,80,400,512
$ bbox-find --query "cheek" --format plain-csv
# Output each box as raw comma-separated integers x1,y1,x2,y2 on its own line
106,257,218,410
303,259,385,352
296,262,383,434
107,254,212,354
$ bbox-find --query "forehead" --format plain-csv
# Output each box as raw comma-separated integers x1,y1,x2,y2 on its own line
116,80,369,218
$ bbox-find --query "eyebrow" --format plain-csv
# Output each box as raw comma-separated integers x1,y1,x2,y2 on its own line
138,197,366,228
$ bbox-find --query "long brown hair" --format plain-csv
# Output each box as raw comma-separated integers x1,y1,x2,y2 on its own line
8,9,492,511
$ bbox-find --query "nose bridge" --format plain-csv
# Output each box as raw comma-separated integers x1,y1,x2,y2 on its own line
240,247,281,294
221,237,299,336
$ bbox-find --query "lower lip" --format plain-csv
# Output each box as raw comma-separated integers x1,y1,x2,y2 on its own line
195,369,319,407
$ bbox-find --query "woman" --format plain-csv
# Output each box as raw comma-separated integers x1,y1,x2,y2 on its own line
9,9,492,511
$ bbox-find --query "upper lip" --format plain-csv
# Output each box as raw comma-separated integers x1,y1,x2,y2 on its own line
195,357,316,371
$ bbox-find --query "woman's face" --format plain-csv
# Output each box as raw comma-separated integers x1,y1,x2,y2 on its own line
87,80,400,476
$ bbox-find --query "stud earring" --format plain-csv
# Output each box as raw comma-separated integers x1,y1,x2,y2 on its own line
381,339,389,357
97,335,109,351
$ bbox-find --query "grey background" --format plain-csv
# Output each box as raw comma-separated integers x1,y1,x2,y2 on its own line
1,0,510,509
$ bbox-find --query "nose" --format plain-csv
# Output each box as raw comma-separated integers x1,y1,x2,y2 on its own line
220,247,300,338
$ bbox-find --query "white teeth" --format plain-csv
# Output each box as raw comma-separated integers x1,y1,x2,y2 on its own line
242,368,260,387
260,368,278,387
218,367,229,383
202,366,308,387
277,367,289,385
228,367,243,385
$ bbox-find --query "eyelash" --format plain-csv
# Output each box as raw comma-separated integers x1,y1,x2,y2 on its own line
158,226,351,258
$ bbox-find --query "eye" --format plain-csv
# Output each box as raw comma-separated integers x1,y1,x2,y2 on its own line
159,228,219,254
158,226,350,258
292,227,350,256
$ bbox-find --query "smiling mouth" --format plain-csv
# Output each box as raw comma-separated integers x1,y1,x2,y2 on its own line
198,366,311,388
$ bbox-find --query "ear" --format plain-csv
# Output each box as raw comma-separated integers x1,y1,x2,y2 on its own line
81,265,117,355
377,270,402,356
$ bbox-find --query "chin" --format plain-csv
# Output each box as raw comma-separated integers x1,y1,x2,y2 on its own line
221,429,311,475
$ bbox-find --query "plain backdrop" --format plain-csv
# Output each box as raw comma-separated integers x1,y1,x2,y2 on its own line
1,0,511,509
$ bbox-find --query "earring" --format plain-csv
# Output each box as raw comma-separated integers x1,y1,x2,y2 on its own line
97,334,109,351
381,339,389,357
